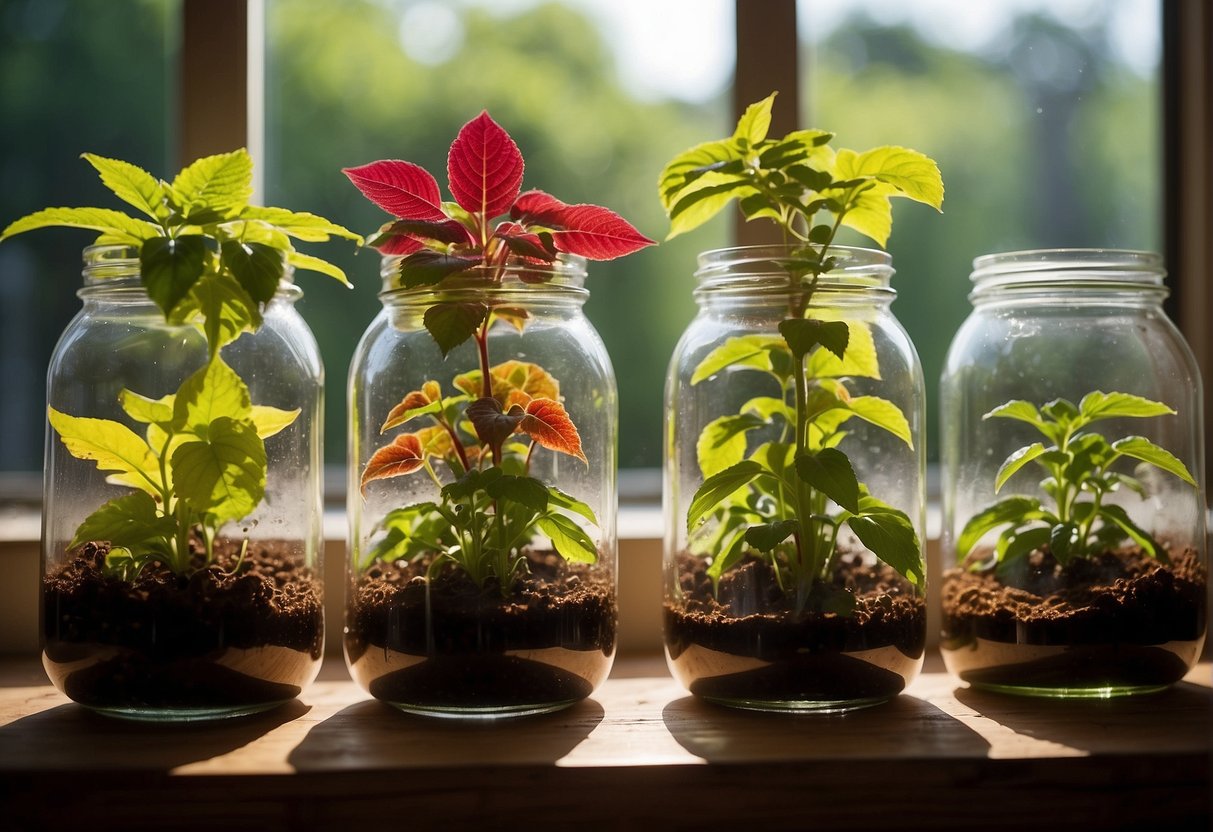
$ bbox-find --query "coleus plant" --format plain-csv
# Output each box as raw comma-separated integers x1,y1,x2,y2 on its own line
346,111,653,593
659,92,943,615
957,392,1196,575
1,150,359,578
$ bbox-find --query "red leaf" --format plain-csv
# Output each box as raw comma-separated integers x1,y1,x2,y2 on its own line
343,160,446,221
380,380,441,433
361,433,426,492
466,396,524,448
509,190,654,260
375,234,425,256
494,221,557,263
521,398,586,463
447,112,525,220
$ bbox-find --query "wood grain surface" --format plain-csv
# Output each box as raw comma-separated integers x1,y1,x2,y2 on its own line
0,657,1208,831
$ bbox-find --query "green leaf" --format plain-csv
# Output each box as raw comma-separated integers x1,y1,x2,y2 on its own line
172,358,252,436
1110,436,1196,486
1079,391,1176,422
957,496,1046,557
237,205,362,242
795,447,859,513
690,335,784,385
1049,522,1079,564
666,174,757,240
171,416,266,523
741,396,794,424
750,441,795,481
743,519,798,552
546,485,597,524
1099,504,1165,561
486,475,550,513
81,153,166,220
118,389,174,426
658,138,741,211
687,460,766,532
706,528,747,586
170,149,252,217
994,442,1049,493
0,206,159,245
398,250,478,289
188,271,261,355
778,318,849,361
287,251,352,287
847,508,923,586
1040,398,1080,425
536,514,598,564
732,92,776,145
250,405,300,439
140,234,207,316
996,525,1051,569
423,302,488,356
220,240,284,305
70,491,174,550
845,396,913,449
984,400,1047,431
832,181,895,246
831,146,945,210
47,407,160,496
805,320,880,379
697,414,765,478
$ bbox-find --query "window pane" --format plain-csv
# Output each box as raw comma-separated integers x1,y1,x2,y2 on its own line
0,0,177,472
263,0,731,472
799,0,1162,461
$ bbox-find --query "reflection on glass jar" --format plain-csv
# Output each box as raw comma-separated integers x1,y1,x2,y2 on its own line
663,246,927,713
345,255,617,718
940,249,1207,697
42,246,325,721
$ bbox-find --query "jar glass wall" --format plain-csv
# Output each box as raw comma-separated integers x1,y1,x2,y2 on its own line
663,246,927,713
346,256,617,718
42,245,325,720
940,249,1207,696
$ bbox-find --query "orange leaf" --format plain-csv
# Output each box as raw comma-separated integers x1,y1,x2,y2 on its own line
521,398,586,463
361,433,426,492
505,389,532,410
453,360,559,402
381,382,442,432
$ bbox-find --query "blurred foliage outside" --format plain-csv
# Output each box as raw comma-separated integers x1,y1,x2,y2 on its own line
0,0,1159,476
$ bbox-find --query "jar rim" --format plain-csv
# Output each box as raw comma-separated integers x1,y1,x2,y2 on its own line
693,244,895,296
971,248,1165,281
80,243,298,293
378,252,588,298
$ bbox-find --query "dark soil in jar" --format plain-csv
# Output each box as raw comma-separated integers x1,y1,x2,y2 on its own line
345,550,617,712
664,551,927,706
940,547,1207,690
43,540,324,714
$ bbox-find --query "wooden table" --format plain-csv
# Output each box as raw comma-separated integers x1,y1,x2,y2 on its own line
1,656,1209,831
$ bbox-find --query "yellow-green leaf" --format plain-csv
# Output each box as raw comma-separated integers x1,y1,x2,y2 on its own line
172,358,252,436
251,405,300,439
170,149,253,217
732,91,776,146
118,389,175,425
171,416,265,523
846,395,913,449
832,146,944,210
47,407,160,496
238,206,362,242
287,250,352,287
0,207,159,245
806,320,880,379
81,153,167,220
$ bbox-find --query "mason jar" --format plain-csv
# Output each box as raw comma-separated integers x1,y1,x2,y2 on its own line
42,244,325,721
663,245,927,712
940,249,1207,696
346,254,617,718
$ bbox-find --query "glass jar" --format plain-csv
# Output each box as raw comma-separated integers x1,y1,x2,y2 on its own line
940,249,1207,696
663,245,927,713
42,245,325,721
346,255,617,718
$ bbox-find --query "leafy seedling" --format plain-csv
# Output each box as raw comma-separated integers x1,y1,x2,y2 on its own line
2,150,360,577
659,92,943,615
957,391,1196,574
347,112,653,593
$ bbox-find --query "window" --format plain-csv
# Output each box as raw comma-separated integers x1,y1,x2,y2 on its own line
0,0,177,474
799,0,1162,460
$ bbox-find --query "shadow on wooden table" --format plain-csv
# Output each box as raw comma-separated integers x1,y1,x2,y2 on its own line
0,699,308,771
662,693,991,763
287,696,605,770
952,681,1213,755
